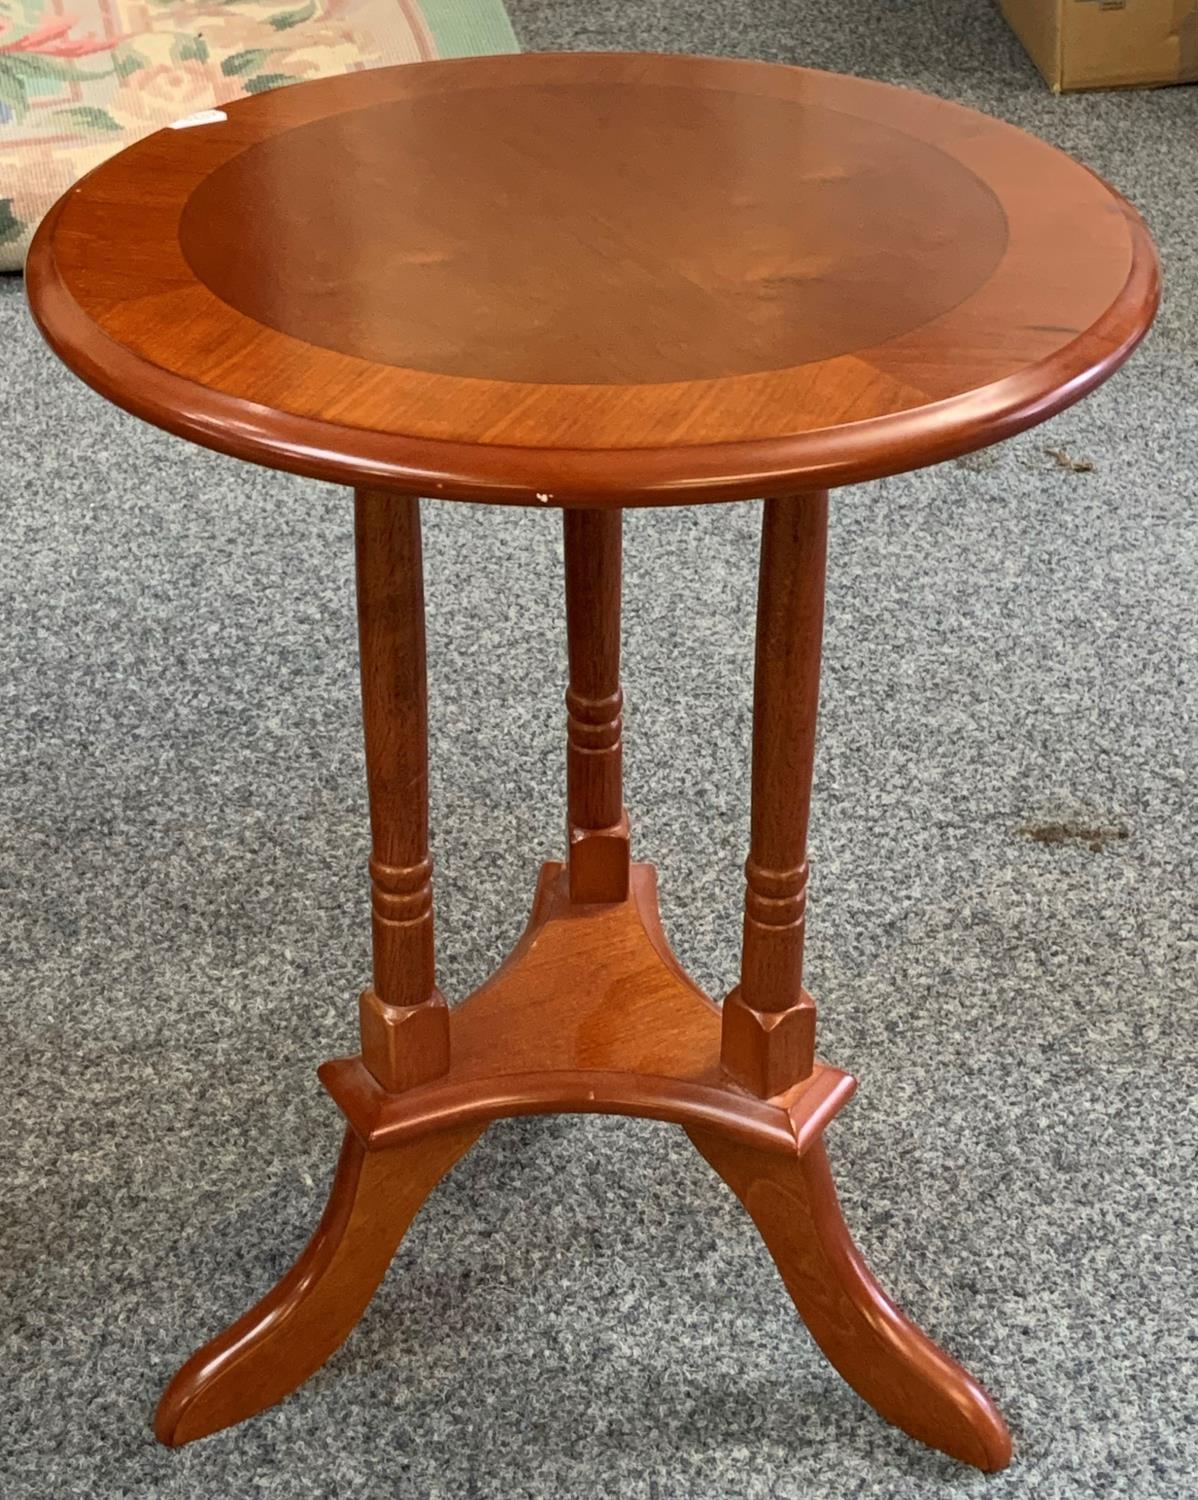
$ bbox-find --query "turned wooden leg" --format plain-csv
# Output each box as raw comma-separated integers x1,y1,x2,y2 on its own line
355,489,449,1090
563,507,630,902
156,1122,484,1446
721,493,825,1097
687,1129,1012,1471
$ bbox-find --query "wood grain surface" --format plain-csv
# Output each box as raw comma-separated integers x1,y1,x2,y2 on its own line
320,860,857,1156
41,52,1136,1468
722,492,826,1096
26,51,1158,505
563,507,630,902
155,1124,484,1446
354,489,449,1091
688,1130,1013,1471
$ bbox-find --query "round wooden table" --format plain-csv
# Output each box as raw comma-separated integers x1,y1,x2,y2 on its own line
28,51,1158,1471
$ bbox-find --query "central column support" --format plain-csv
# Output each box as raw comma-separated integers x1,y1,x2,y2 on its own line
563,507,630,903
722,493,827,1098
354,490,450,1092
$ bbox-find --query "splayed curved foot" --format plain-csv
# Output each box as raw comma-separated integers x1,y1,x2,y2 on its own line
687,1130,1011,1472
155,1123,484,1446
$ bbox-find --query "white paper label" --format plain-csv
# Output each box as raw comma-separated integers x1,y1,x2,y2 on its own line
168,110,228,130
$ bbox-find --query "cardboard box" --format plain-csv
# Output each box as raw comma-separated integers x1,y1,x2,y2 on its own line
1002,0,1198,91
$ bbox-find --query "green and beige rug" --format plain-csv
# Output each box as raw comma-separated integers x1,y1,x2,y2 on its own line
0,0,518,270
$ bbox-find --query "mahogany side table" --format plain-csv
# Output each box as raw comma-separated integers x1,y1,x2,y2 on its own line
27,51,1158,1471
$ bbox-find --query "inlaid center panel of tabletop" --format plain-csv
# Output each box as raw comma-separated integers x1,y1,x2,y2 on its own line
178,83,1007,386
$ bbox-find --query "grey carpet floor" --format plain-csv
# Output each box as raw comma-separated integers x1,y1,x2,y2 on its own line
1,1,1195,1496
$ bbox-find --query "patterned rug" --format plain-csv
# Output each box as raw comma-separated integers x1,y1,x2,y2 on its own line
0,0,518,270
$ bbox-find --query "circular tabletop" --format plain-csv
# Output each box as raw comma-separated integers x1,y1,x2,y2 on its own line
27,51,1158,507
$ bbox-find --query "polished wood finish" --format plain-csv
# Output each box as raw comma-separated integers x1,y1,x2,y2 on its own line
722,493,825,1097
155,1123,483,1446
354,489,448,1091
26,52,1159,505
563,508,630,902
144,480,1018,1465
178,80,1006,384
26,49,1162,1475
687,1130,1013,1471
320,861,856,1156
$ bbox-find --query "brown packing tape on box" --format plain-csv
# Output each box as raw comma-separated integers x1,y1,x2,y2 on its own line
1177,0,1198,74
1002,0,1198,91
